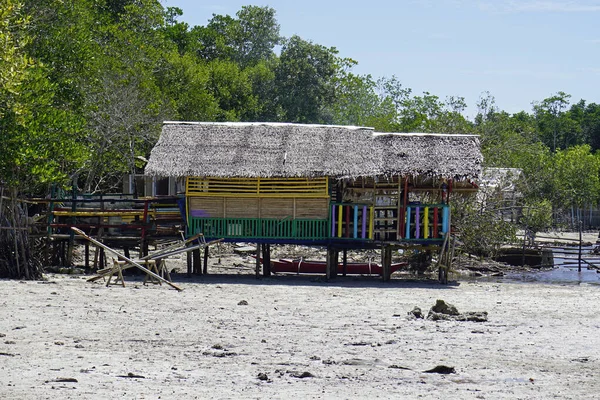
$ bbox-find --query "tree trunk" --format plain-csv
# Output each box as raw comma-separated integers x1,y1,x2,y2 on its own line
0,186,43,279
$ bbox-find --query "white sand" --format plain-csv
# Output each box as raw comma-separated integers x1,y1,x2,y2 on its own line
1,273,599,399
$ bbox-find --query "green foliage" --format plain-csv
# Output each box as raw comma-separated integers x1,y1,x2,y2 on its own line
1,0,85,193
159,53,220,121
521,199,552,236
3,0,600,216
570,100,600,151
206,59,258,121
552,145,600,209
188,6,280,67
275,35,339,123
452,197,517,258
533,92,583,151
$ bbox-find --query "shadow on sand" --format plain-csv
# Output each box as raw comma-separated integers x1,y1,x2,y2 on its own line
165,273,460,290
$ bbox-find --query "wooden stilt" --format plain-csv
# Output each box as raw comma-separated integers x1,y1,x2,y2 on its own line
193,248,200,274
381,246,392,282
326,248,339,280
186,252,192,277
99,248,105,269
326,247,333,280
84,243,90,270
59,241,65,265
66,187,76,266
93,245,99,270
332,250,339,278
262,244,271,277
255,243,261,279
437,233,450,284
203,247,209,275
44,237,50,268
342,249,348,276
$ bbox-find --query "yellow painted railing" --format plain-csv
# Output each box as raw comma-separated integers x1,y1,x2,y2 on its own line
186,177,329,198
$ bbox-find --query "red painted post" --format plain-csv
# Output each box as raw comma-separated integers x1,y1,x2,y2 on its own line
433,207,438,238
345,206,350,238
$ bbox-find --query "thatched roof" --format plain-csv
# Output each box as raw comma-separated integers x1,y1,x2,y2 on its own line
145,122,482,179
374,133,482,179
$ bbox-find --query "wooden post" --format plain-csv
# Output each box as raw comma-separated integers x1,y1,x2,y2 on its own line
437,233,450,283
326,247,338,280
342,249,348,276
203,247,209,275
84,242,89,270
140,200,149,258
45,237,50,268
99,248,106,269
255,242,261,279
60,241,66,266
66,185,76,266
93,245,99,270
381,246,392,282
332,249,339,278
193,248,201,274
579,220,583,272
186,252,192,277
262,244,271,277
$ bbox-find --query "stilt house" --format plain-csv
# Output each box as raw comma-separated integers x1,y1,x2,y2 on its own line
145,122,481,278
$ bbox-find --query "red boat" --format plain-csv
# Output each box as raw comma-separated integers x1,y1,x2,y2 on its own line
266,258,407,276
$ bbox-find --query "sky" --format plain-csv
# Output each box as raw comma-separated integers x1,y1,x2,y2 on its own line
162,0,600,117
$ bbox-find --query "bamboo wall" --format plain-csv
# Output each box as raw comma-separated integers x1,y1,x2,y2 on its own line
188,197,328,220
187,177,329,220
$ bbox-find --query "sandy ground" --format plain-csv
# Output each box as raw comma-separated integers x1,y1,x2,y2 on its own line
1,264,599,400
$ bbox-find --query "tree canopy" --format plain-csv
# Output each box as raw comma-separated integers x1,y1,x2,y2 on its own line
1,0,599,230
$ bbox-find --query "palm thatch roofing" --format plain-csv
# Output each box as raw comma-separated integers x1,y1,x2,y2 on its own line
145,122,482,180
374,132,482,179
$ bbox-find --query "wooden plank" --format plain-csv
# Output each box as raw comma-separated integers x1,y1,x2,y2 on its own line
187,176,328,198
72,227,183,291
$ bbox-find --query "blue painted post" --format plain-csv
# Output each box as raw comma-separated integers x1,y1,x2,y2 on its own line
442,206,450,234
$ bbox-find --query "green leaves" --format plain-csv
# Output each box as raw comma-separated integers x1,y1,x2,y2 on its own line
552,145,600,209
275,35,339,123
0,0,85,193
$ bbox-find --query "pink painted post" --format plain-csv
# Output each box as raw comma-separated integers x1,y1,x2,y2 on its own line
331,205,336,237
415,207,420,239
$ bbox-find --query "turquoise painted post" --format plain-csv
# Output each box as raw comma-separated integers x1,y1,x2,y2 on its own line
405,206,411,239
353,205,358,238
442,206,449,234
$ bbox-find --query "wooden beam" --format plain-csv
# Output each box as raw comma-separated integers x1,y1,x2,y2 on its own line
71,227,183,291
